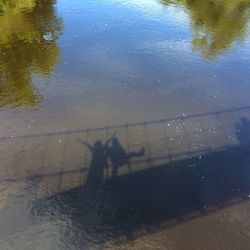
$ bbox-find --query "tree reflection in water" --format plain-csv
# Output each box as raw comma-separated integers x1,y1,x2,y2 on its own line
1,0,249,108
0,0,62,109
161,0,250,59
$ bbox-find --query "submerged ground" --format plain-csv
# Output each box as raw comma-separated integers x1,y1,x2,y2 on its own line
0,0,250,249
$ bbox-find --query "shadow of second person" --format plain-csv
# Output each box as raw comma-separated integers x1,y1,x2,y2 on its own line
108,137,145,178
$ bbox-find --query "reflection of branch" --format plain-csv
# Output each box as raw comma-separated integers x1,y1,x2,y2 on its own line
0,0,62,109
161,0,250,59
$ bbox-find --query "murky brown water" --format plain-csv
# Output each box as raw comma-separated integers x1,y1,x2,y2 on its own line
0,0,250,249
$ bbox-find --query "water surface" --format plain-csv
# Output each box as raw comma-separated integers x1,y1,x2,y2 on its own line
0,0,250,249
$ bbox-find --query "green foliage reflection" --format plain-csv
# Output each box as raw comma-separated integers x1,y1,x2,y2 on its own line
161,0,250,59
0,0,62,109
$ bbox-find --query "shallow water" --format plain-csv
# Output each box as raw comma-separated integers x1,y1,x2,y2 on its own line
0,0,250,249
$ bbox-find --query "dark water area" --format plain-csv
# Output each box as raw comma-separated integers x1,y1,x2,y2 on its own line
0,0,250,249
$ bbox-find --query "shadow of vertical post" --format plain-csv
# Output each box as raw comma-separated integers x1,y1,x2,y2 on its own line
105,126,110,179
58,133,69,191
180,117,193,159
81,129,90,186
143,122,152,168
161,121,173,162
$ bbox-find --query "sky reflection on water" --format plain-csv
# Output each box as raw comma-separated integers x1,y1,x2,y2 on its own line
0,0,249,110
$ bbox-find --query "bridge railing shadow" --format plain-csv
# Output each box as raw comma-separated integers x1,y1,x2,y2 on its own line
1,106,250,246
1,105,250,197
32,115,250,247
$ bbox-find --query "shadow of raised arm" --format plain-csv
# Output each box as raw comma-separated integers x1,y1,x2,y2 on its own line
77,140,93,152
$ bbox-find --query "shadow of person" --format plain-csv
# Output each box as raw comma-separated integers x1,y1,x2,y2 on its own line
75,138,114,245
108,137,145,178
79,138,112,189
235,117,250,149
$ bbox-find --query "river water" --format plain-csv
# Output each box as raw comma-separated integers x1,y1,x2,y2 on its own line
0,0,250,249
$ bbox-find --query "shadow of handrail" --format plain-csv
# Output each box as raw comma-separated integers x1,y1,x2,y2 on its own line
1,105,250,141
